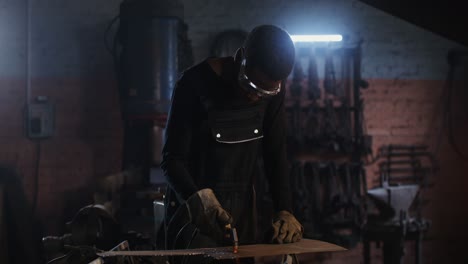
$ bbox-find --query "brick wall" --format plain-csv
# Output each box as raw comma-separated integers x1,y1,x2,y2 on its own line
0,0,123,234
1,0,466,262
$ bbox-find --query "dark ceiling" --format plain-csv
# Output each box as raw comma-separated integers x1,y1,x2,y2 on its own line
358,0,468,47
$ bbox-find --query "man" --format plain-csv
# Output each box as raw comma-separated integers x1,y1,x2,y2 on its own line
160,24,303,262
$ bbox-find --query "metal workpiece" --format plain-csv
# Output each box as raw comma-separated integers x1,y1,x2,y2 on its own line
96,239,346,260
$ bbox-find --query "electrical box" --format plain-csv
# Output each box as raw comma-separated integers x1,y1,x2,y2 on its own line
26,96,54,139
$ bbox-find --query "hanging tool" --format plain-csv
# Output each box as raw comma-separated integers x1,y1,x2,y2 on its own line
324,99,340,152
289,61,305,146
338,98,352,153
304,51,321,145
323,50,338,96
290,60,305,98
307,52,321,100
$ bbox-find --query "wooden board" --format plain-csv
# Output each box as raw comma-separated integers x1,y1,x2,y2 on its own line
97,239,346,259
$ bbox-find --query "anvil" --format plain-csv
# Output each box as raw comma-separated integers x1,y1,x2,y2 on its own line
367,184,419,223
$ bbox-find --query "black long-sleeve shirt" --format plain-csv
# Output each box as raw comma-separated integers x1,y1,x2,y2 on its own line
161,58,292,214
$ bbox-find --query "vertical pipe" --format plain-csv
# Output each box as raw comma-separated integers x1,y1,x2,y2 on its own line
25,0,29,103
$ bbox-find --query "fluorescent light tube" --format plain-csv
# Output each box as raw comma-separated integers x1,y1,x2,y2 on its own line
291,34,343,42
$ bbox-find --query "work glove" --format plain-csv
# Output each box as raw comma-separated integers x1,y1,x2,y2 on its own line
270,211,304,244
186,188,233,241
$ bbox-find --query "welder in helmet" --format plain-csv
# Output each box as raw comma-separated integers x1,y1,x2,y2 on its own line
160,24,303,262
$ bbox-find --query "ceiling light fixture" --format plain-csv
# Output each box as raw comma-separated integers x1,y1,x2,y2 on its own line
290,34,343,42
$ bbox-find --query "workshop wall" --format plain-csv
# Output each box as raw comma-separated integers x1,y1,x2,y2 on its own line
0,0,124,234
0,0,466,263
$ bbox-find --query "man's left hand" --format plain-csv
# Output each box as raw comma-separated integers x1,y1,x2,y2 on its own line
271,211,303,244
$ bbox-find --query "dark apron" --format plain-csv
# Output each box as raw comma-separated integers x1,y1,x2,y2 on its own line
205,103,264,244
163,99,265,264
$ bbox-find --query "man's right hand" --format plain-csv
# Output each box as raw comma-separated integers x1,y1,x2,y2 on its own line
186,188,233,240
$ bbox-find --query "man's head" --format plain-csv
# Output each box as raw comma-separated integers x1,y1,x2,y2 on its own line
236,25,295,99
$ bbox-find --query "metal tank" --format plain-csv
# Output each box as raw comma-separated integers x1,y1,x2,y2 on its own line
118,0,184,118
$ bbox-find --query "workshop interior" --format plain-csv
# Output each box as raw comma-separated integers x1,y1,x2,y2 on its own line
0,0,467,263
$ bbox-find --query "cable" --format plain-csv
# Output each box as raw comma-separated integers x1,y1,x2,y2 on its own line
173,221,191,250
31,140,41,214
446,65,468,160
46,254,69,264
25,0,33,102
104,15,120,56
181,226,199,264
427,71,449,157
103,13,126,120
443,54,468,161
103,13,121,80
172,205,200,264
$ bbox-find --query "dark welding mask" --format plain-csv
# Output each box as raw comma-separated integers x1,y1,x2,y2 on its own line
237,56,281,98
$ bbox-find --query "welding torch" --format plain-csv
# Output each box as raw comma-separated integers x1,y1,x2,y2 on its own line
225,224,239,254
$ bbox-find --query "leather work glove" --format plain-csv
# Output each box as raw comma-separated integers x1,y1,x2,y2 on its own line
186,188,233,240
270,211,304,244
